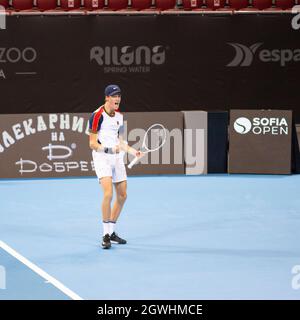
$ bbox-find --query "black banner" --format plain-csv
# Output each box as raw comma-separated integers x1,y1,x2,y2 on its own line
0,14,300,120
0,300,299,319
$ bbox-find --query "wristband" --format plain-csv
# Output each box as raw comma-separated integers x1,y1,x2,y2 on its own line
104,147,114,154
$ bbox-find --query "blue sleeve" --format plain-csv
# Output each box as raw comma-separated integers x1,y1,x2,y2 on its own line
89,113,103,133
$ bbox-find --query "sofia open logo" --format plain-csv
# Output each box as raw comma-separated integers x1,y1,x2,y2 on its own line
233,116,288,135
234,117,252,134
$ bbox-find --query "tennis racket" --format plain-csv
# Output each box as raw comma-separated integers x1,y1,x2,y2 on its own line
128,123,167,169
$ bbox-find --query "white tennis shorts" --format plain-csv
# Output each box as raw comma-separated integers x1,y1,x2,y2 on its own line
92,150,127,183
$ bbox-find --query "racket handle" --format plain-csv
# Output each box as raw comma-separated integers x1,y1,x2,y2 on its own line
128,156,139,169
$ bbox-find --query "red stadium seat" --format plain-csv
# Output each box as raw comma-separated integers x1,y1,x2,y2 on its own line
12,0,34,10
205,0,226,10
228,0,249,10
0,0,9,8
60,0,81,10
182,0,204,10
36,0,58,11
84,0,105,10
252,0,272,10
107,0,128,10
131,0,152,10
276,0,295,9
155,0,176,10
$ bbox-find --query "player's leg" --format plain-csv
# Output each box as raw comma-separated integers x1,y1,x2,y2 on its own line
109,162,127,244
109,180,127,244
93,151,114,249
100,177,113,249
100,176,114,224
111,180,127,222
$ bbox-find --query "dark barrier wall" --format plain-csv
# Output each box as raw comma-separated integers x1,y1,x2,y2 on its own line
293,123,300,173
207,112,228,173
1,15,300,120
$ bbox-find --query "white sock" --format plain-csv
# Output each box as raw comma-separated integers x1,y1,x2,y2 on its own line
109,221,116,235
103,221,110,236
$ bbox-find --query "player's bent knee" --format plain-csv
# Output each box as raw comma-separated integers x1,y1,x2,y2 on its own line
104,192,113,202
118,193,127,202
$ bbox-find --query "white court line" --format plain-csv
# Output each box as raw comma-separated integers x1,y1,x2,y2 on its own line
0,240,83,300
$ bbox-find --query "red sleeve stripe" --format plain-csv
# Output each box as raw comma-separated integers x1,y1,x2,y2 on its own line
92,107,103,132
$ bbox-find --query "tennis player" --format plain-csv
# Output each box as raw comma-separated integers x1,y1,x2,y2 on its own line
89,85,142,249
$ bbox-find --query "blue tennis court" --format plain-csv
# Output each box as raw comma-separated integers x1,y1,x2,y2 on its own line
0,247,72,300
1,175,300,300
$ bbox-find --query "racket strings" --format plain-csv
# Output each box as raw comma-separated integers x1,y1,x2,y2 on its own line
128,123,167,169
144,125,166,152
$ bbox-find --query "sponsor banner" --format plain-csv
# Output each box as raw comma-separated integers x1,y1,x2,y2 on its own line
227,42,300,68
1,15,300,122
0,112,184,178
228,110,292,174
0,113,93,178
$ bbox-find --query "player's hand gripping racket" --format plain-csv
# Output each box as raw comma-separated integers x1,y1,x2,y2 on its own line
128,123,167,169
